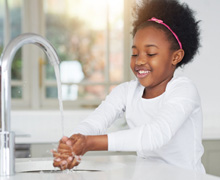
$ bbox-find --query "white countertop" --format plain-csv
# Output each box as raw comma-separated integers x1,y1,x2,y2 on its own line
1,155,220,180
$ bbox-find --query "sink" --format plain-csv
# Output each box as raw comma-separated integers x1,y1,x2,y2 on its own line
16,158,57,173
15,157,125,173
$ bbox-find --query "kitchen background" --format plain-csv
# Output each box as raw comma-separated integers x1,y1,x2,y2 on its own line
0,0,220,177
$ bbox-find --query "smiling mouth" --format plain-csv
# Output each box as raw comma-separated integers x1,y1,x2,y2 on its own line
136,70,150,78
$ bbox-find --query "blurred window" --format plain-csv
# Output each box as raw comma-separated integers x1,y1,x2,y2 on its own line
1,0,130,109
44,0,124,106
0,0,23,99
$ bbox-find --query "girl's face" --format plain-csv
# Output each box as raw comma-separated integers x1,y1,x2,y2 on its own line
130,26,177,99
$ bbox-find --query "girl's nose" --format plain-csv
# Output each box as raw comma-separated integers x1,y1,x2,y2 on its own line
135,55,147,65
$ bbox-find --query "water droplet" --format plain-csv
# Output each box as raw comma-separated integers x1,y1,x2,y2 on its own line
73,166,77,171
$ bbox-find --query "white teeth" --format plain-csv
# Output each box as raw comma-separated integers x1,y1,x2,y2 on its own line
138,70,149,74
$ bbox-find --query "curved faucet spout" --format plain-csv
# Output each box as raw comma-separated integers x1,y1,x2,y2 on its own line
0,33,60,133
0,33,61,176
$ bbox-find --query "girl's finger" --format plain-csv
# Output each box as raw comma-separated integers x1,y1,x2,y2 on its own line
57,148,72,155
60,160,68,170
61,136,69,143
66,139,74,146
53,160,62,167
54,158,61,162
57,144,71,153
59,153,72,159
66,156,73,163
53,150,72,159
58,142,70,150
52,151,61,158
66,156,74,169
69,158,80,169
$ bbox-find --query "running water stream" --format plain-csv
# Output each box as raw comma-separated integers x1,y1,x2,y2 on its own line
54,64,65,137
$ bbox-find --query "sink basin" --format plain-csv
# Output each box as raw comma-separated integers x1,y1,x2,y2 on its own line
16,157,125,173
16,158,57,173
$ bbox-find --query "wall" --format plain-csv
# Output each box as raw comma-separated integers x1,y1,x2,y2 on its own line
177,0,220,132
12,110,127,144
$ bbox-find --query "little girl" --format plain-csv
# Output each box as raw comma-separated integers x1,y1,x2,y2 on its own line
53,0,205,173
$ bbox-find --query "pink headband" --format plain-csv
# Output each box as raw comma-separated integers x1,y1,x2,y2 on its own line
148,17,182,49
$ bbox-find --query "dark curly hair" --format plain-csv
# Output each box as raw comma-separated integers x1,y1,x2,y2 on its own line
132,0,200,67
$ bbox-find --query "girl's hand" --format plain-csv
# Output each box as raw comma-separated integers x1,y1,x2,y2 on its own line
52,136,74,170
52,134,108,170
69,134,88,156
52,134,87,170
53,150,78,170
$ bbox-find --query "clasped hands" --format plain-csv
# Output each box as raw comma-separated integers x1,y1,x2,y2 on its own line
52,134,87,170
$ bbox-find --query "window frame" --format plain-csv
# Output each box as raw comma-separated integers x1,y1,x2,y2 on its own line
9,0,133,110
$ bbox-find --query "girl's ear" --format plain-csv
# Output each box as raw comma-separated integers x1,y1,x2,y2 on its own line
172,49,185,66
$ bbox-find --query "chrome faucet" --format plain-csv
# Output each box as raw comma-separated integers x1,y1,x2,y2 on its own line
0,33,60,176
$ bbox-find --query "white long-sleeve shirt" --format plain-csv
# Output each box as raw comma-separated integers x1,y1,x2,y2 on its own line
73,75,205,173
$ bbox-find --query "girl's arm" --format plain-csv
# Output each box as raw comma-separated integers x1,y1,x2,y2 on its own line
86,135,108,151
53,82,130,170
108,77,201,152
72,82,128,136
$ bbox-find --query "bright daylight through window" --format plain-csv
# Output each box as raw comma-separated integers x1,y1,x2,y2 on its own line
1,0,126,109
0,0,23,99
44,0,124,106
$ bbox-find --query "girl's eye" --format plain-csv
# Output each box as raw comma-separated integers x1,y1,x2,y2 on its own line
147,53,157,57
131,53,157,57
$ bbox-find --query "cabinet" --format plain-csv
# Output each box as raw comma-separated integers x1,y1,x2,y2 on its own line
202,140,220,177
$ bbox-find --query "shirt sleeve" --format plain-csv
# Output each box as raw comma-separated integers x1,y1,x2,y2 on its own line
72,82,128,135
108,77,201,152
